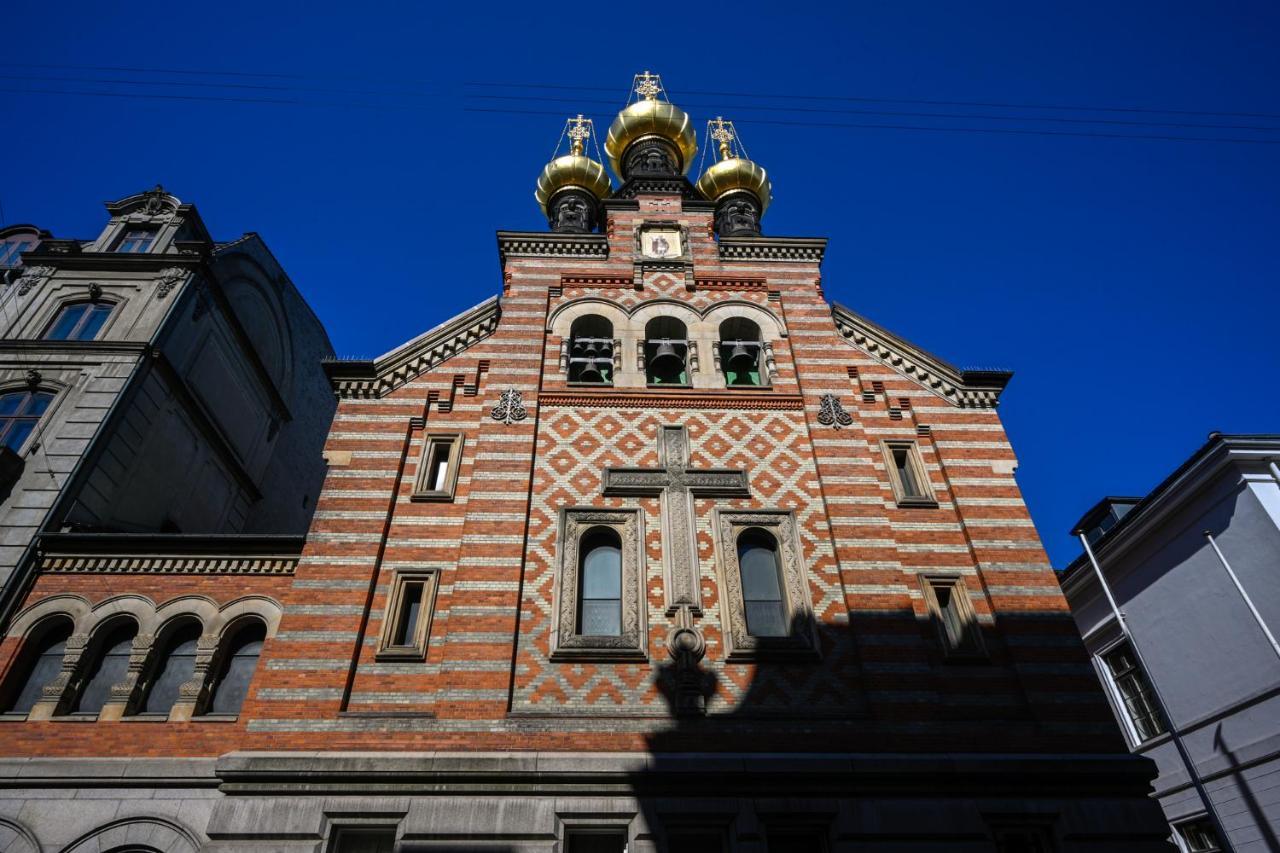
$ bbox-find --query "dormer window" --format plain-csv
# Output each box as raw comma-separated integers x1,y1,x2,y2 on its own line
45,301,113,341
0,237,36,268
645,317,689,386
568,316,614,385
114,228,156,253
719,318,764,387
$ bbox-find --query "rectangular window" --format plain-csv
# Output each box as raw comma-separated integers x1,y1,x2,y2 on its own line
565,830,627,853
329,827,396,853
411,433,463,501
114,228,157,253
45,302,113,341
376,570,438,660
881,440,937,506
0,239,34,268
1103,642,1167,742
1178,818,1222,852
923,576,985,658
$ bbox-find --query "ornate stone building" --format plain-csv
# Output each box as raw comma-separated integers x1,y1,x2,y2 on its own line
0,75,1171,852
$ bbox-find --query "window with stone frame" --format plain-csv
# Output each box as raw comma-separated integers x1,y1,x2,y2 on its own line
138,620,201,716
328,827,397,853
665,826,728,853
113,227,157,253
203,619,265,716
550,508,647,661
567,314,615,385
1176,817,1223,852
645,316,691,386
718,317,766,387
1101,640,1167,743
44,300,114,341
921,575,986,659
764,825,830,853
411,432,463,501
0,388,54,453
1,616,71,715
376,569,439,660
564,829,628,853
881,439,937,507
713,510,818,661
70,619,138,716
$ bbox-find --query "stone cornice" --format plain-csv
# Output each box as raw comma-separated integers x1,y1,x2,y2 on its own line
831,303,1012,409
540,390,805,411
36,533,303,575
324,297,500,399
718,236,827,264
496,231,609,267
16,251,206,272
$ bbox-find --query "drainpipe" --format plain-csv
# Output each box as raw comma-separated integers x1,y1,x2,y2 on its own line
1204,532,1280,662
1079,533,1234,852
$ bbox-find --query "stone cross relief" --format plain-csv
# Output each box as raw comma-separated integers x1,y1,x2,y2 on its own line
602,425,750,614
601,425,751,715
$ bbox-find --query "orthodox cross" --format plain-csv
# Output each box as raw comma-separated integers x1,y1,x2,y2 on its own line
634,70,663,101
710,116,736,160
602,425,750,614
566,114,591,156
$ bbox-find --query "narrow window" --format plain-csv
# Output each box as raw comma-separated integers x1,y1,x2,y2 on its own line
578,527,622,636
738,529,787,638
330,828,397,853
0,389,54,452
645,317,689,385
719,317,763,387
376,570,438,659
882,440,936,506
140,622,200,715
565,830,627,853
44,301,113,341
114,228,156,253
2,618,71,714
568,315,614,384
1103,642,1166,741
72,621,137,715
1178,818,1222,852
206,621,265,715
412,433,462,500
924,577,983,657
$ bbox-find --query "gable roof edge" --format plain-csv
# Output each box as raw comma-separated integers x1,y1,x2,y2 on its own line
323,296,501,398
831,303,1012,408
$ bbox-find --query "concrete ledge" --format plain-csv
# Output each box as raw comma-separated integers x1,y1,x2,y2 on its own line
0,757,219,787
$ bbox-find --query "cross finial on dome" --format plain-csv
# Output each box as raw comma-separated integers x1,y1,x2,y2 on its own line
634,70,663,101
566,114,591,156
710,116,737,160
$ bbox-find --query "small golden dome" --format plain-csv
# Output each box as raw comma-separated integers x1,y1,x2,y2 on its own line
604,72,698,177
535,153,612,214
696,156,771,213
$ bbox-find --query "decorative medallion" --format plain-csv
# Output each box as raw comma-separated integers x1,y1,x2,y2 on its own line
638,227,683,259
12,266,54,296
817,394,854,429
154,267,187,299
490,388,528,425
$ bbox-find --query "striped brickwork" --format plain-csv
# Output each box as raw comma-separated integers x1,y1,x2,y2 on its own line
0,192,1120,756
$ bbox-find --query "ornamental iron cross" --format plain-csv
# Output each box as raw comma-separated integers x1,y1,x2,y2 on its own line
602,425,750,614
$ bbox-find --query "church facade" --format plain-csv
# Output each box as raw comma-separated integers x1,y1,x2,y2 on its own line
0,75,1172,852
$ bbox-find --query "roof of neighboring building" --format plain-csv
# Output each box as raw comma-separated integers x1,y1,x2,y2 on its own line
1059,433,1280,585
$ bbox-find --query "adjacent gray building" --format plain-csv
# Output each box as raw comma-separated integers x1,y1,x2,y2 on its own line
0,186,336,621
1060,433,1280,853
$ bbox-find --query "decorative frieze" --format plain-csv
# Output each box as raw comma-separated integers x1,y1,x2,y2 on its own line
718,236,827,264
539,391,805,411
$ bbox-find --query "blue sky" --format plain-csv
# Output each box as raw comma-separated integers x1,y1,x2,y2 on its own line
4,1,1277,566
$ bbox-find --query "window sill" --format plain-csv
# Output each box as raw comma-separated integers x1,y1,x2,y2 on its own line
567,381,614,388
0,712,30,722
645,383,692,390
409,490,455,503
550,645,649,663
374,647,428,662
894,497,939,509
191,713,239,723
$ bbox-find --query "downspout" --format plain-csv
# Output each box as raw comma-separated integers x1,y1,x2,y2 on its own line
1079,533,1234,851
1204,531,1280,662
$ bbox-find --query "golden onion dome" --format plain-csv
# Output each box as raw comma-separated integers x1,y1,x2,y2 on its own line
534,153,612,214
604,73,698,177
696,156,771,213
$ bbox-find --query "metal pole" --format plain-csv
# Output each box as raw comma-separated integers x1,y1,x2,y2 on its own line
1270,461,1280,485
1079,533,1235,852
1204,531,1280,662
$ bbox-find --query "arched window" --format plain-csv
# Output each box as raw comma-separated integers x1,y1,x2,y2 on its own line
139,621,201,715
718,318,763,387
205,620,265,715
568,315,614,384
737,530,787,637
72,620,137,715
577,527,622,636
0,389,54,452
644,317,689,386
2,617,71,714
44,301,113,341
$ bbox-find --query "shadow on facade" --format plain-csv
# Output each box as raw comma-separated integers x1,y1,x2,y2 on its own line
1213,724,1280,851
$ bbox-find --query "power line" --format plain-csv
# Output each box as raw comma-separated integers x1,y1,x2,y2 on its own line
0,86,413,110
0,60,433,86
464,106,1280,146
465,80,1280,122
467,93,1280,134
0,72,433,98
